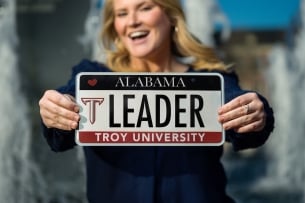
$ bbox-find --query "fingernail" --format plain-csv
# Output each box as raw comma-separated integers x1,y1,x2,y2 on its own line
224,125,230,130
74,115,80,121
71,122,78,129
74,106,80,112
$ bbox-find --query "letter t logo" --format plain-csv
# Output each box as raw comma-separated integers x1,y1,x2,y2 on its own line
81,98,104,124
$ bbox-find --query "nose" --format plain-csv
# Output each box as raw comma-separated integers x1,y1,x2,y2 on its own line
128,12,141,27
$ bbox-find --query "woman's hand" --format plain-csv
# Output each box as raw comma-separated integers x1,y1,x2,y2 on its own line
218,92,266,133
39,90,80,131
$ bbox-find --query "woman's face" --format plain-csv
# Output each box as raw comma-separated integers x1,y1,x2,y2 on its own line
113,0,172,60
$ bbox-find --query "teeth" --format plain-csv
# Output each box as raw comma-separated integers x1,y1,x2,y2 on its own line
130,31,148,38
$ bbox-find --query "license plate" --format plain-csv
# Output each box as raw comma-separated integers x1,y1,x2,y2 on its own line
76,72,224,146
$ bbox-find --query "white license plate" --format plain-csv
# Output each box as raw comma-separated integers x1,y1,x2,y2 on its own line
76,72,224,146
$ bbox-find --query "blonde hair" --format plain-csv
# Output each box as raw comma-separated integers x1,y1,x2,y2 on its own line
101,0,227,71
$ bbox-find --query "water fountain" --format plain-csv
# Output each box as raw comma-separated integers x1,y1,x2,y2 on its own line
0,0,45,202
79,0,105,62
184,0,230,47
264,0,305,201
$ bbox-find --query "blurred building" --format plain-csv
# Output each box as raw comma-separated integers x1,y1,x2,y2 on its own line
217,0,301,96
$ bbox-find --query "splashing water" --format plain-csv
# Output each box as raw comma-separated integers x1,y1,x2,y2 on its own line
184,0,230,46
265,0,305,200
184,0,215,46
79,0,105,61
0,1,49,202
0,0,47,202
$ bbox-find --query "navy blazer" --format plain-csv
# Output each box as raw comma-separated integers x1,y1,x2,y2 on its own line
42,59,274,203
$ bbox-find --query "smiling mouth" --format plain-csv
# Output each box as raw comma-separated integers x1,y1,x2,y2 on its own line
129,31,149,40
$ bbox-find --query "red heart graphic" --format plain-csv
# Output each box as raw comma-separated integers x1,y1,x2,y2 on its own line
88,79,98,87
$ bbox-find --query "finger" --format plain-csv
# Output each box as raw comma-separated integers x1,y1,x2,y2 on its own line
41,90,79,119
48,91,79,113
55,115,79,130
222,113,252,130
234,119,266,133
41,107,79,130
39,90,80,129
222,110,265,132
63,94,77,103
40,95,79,122
218,104,251,124
218,92,257,114
48,118,77,131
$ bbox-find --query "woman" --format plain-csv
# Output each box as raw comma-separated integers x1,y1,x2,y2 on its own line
39,0,274,202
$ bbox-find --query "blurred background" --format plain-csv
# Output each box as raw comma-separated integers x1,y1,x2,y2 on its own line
0,0,304,202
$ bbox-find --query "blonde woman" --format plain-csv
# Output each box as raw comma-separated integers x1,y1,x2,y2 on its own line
39,0,274,202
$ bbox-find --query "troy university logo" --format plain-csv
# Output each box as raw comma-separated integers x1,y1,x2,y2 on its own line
81,98,104,124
